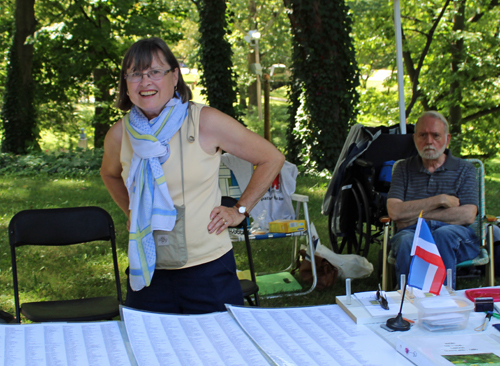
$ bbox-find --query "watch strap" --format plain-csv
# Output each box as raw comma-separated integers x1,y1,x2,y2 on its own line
234,202,249,218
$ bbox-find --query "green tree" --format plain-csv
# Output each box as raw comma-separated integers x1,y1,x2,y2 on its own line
192,0,238,119
1,0,38,154
350,0,500,158
1,0,188,150
226,0,291,109
285,0,359,172
32,0,186,148
0,0,15,99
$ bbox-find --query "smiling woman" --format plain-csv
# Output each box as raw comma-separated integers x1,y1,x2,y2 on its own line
100,37,285,315
124,61,177,120
115,38,191,116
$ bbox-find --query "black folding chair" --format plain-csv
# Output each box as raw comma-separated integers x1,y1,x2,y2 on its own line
9,206,123,322
221,196,260,306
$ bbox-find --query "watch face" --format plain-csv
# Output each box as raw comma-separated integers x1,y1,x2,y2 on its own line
238,206,246,214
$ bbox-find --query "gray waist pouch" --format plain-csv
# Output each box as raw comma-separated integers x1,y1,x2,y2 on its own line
154,204,188,268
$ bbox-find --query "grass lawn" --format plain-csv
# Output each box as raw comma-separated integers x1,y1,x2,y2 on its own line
1,171,498,317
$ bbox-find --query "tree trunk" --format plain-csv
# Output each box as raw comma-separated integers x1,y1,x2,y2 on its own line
263,74,271,141
248,52,258,106
284,0,359,171
239,86,247,109
1,0,38,153
93,68,111,148
195,0,238,120
448,0,465,156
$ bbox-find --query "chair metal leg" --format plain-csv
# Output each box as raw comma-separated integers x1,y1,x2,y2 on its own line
487,224,495,287
303,201,317,293
263,201,317,299
287,200,302,272
382,222,390,292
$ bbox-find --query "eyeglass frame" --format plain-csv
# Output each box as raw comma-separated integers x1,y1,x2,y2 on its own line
124,68,173,83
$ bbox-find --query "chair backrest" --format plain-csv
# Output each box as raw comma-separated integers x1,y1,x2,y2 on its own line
219,163,242,199
9,206,115,247
465,159,486,242
358,133,418,193
9,206,122,321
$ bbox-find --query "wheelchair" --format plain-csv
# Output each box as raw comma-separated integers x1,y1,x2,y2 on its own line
322,124,417,258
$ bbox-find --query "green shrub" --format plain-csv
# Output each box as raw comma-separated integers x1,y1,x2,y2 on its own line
0,148,103,177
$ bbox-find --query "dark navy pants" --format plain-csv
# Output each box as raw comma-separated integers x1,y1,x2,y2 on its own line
125,249,244,314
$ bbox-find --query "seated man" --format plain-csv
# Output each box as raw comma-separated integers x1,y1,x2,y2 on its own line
387,111,480,289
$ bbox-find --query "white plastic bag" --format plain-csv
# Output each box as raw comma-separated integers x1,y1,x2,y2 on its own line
315,242,373,280
310,222,373,280
250,209,267,234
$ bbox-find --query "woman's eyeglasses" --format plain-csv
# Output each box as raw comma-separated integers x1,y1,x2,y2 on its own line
124,69,173,83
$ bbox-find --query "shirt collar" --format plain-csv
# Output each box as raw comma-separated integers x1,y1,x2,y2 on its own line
411,149,460,173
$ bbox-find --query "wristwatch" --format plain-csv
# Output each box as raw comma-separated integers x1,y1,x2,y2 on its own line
234,202,249,218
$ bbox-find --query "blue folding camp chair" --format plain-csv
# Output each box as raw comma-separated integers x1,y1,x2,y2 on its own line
219,162,317,297
380,159,496,290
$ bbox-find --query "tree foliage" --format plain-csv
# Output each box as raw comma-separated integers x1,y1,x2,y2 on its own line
225,0,291,108
285,0,360,172
32,0,187,147
0,0,15,99
1,0,189,150
350,0,500,158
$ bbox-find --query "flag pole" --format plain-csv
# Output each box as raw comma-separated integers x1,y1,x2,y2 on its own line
386,272,411,331
394,0,406,135
386,211,423,331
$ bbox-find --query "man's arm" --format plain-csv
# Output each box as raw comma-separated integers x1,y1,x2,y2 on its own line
424,204,477,225
387,197,477,229
387,194,459,222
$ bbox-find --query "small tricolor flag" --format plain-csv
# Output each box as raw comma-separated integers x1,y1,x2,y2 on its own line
407,217,446,295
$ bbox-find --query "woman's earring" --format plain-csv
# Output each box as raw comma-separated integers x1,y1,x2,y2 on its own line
126,91,129,96
174,85,178,91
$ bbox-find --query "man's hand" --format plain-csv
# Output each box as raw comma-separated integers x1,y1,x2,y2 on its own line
437,194,460,208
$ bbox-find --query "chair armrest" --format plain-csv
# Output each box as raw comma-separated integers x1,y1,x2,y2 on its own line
379,216,391,224
291,193,309,202
486,214,499,223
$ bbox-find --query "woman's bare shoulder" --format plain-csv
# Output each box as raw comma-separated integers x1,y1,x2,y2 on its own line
104,118,124,151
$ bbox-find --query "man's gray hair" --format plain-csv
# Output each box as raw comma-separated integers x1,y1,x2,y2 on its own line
416,111,449,135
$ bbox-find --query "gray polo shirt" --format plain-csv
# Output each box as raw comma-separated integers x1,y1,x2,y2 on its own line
387,150,478,208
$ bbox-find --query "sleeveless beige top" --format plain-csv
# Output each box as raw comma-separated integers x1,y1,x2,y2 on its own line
120,102,232,269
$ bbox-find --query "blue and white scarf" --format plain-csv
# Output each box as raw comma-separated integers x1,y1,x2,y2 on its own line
125,96,189,291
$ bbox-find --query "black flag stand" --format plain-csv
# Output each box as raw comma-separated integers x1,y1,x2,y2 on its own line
386,275,411,331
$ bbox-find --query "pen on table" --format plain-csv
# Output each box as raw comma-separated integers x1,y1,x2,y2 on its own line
490,312,500,320
403,317,415,324
475,311,493,331
376,284,389,310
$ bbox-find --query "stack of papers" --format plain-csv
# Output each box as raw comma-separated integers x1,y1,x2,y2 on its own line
336,290,419,324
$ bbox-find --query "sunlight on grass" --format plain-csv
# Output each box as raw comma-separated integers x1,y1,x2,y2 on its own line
1,162,499,314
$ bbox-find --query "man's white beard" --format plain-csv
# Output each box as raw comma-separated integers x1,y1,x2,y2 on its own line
418,144,446,160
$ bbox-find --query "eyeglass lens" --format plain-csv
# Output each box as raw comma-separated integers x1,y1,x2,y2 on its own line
125,69,171,82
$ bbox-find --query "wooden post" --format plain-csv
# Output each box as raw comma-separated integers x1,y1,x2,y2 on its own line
263,74,271,141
